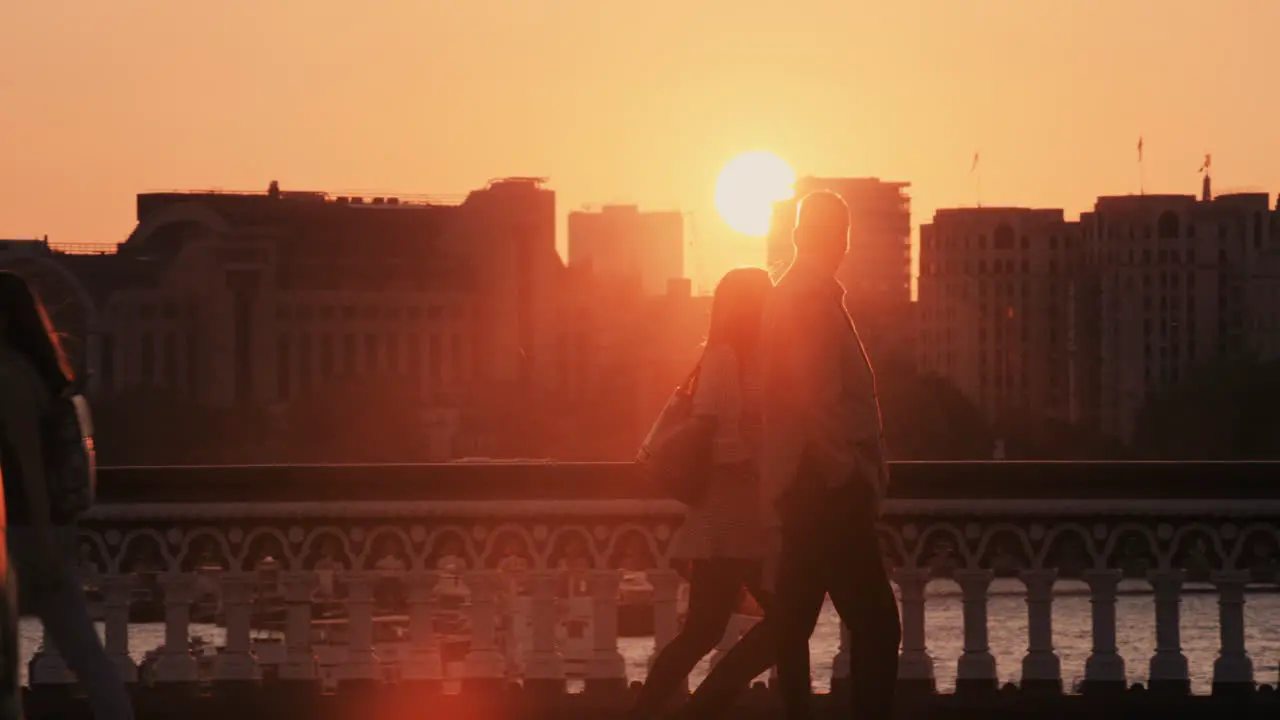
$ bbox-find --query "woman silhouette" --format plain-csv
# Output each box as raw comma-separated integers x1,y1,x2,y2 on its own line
629,267,774,719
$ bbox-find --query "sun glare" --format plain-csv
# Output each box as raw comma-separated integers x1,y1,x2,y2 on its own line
714,151,796,237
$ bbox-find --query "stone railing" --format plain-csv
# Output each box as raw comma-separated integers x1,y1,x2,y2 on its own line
24,461,1280,716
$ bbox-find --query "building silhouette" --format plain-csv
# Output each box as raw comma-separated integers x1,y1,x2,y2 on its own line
1,180,709,461
567,205,684,297
1078,186,1280,438
917,208,1081,425
918,180,1280,441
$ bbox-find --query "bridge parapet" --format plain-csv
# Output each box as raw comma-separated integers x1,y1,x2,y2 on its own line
25,462,1280,717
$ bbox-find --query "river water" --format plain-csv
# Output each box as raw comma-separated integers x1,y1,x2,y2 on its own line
17,579,1280,693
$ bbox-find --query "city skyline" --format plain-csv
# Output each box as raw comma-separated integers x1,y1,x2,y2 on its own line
4,0,1280,290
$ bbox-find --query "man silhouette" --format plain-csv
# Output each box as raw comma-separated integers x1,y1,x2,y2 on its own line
759,190,899,720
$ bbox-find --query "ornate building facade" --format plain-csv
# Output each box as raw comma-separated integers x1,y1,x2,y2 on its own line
2,180,709,461
917,180,1280,441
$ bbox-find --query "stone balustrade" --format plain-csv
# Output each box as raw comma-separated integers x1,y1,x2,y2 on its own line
20,461,1280,718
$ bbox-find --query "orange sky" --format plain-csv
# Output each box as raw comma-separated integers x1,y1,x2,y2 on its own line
2,0,1278,292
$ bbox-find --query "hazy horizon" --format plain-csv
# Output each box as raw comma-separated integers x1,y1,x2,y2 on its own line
3,0,1278,291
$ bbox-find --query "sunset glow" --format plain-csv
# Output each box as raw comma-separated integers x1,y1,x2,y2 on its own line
713,151,795,237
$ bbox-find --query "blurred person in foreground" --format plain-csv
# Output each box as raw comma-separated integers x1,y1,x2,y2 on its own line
627,267,775,720
0,442,17,720
759,191,899,720
0,272,134,720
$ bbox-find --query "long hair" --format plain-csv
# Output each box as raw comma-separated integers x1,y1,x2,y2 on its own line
0,271,73,397
705,267,773,362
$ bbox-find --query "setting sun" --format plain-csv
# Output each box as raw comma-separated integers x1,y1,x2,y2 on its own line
713,151,796,237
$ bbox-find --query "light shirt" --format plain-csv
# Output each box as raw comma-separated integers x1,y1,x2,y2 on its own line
758,260,889,528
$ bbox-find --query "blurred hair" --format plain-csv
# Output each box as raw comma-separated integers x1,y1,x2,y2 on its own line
0,271,73,396
706,266,774,361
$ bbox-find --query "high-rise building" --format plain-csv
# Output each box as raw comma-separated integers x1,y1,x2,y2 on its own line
767,177,911,316
917,207,1082,424
1078,186,1280,438
918,180,1280,442
567,205,684,296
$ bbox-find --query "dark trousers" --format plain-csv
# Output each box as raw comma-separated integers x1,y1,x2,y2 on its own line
10,525,134,720
773,479,901,720
628,558,771,719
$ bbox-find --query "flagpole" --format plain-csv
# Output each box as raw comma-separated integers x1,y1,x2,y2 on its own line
1138,136,1145,195
971,151,982,208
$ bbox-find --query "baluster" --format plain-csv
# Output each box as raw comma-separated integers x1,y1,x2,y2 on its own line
100,574,138,684
153,572,199,683
500,581,525,682
462,570,505,692
892,567,935,694
647,569,686,696
279,571,319,682
585,569,627,699
1211,570,1254,695
524,570,566,695
953,569,997,694
401,571,442,690
339,572,381,684
213,572,260,683
1019,569,1061,693
29,625,75,686
1080,569,1125,693
1146,569,1189,694
829,623,852,696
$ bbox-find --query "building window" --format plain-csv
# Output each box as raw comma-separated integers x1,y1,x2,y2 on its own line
429,334,443,381
100,334,116,392
140,333,155,384
163,333,178,390
452,333,465,381
408,334,422,383
385,334,400,374
186,333,198,396
343,334,358,374
364,334,378,373
277,335,291,402
1157,211,1179,240
299,334,313,395
320,334,334,379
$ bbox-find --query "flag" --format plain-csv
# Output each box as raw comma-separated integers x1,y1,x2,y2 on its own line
1200,153,1211,173
1137,136,1143,162
970,152,980,173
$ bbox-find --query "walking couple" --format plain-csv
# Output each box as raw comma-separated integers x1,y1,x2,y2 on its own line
634,191,900,720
